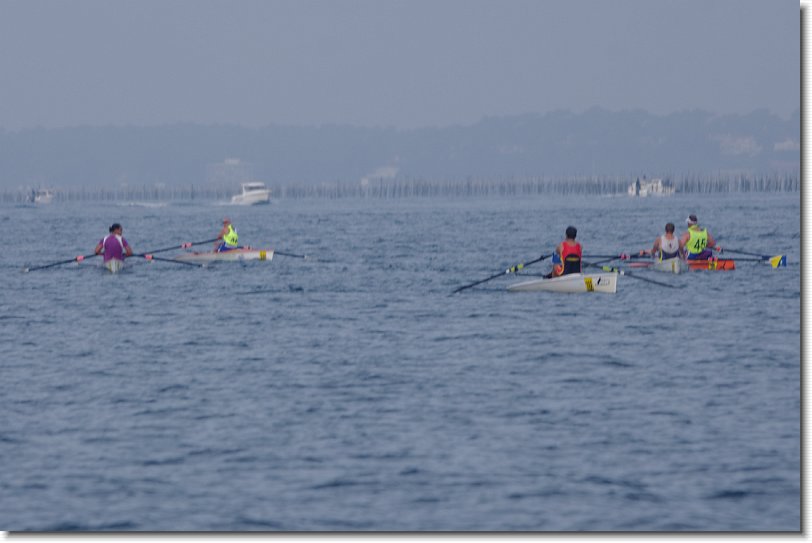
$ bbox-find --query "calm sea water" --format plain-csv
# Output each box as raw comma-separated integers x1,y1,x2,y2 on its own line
1,192,801,531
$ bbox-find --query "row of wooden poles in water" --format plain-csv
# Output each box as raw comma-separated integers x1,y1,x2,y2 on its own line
1,174,799,203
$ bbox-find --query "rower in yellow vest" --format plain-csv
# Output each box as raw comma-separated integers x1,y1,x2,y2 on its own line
679,214,720,260
215,217,241,252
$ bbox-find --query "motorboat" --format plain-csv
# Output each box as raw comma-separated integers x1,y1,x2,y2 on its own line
627,178,675,197
33,188,54,204
231,182,271,205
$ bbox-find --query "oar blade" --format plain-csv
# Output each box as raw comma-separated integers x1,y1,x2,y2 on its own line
274,250,307,259
769,255,787,268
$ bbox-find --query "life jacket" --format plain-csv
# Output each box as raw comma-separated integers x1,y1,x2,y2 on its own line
686,226,708,255
560,241,582,275
550,251,562,276
223,224,239,247
658,234,680,260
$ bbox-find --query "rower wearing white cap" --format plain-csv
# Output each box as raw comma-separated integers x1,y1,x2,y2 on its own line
679,214,720,260
214,217,240,252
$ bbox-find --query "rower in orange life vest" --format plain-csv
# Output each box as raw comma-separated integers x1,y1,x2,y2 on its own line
544,226,582,279
679,214,721,260
215,217,240,252
640,222,683,260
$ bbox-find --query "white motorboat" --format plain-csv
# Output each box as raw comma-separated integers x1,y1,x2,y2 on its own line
34,189,54,204
507,272,618,293
231,182,271,205
627,178,675,197
175,248,274,263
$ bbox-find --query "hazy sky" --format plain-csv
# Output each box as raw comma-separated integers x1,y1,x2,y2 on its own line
0,0,801,130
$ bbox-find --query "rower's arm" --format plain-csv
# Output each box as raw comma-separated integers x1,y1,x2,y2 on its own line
213,227,226,248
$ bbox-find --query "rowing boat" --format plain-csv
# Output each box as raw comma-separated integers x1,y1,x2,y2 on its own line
507,272,618,293
629,256,734,272
105,258,124,273
686,257,735,271
174,248,274,263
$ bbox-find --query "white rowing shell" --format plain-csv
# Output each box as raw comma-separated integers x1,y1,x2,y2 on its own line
507,272,618,293
650,257,688,274
104,258,124,273
174,249,274,263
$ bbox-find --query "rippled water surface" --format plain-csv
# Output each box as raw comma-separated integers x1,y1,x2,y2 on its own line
1,192,801,531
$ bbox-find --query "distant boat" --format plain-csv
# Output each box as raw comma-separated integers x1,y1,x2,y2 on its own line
231,182,271,205
628,178,674,197
34,189,54,204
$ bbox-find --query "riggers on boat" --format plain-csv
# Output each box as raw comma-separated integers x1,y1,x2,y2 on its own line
686,257,735,271
507,272,618,294
174,248,274,263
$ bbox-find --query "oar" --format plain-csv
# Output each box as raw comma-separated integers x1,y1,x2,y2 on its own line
141,254,203,268
23,253,99,273
583,253,643,261
135,237,220,257
453,255,549,294
584,262,677,288
719,248,787,268
273,250,307,259
726,255,787,268
719,248,769,258
590,255,624,266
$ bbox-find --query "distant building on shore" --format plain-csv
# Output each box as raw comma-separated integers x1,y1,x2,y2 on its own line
628,177,675,197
